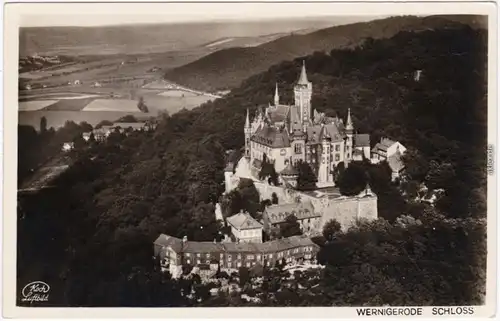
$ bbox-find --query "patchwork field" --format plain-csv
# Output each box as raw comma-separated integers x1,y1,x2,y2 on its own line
19,100,59,111
44,98,97,111
18,85,215,130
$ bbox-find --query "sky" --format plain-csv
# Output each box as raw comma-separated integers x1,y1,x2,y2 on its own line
14,3,390,27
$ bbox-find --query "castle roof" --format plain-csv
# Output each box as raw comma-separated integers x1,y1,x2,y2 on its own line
227,211,263,230
264,201,319,224
297,60,310,85
354,134,370,148
267,104,290,123
251,124,291,148
306,123,344,145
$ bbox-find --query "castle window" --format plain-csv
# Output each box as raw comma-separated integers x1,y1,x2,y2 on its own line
335,154,340,161
335,145,340,152
294,144,302,154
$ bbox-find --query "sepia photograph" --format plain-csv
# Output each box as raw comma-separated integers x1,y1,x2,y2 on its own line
2,1,497,318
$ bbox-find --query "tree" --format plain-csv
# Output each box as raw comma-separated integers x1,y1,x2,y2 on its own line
401,148,429,181
40,116,47,134
95,120,113,129
271,192,279,204
279,215,302,238
425,161,456,190
337,162,367,196
322,219,342,241
238,266,250,287
259,155,279,185
237,179,261,217
296,160,317,191
138,96,149,113
116,115,138,123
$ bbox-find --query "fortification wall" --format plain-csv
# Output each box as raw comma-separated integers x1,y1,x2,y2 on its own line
225,169,378,231
252,181,378,231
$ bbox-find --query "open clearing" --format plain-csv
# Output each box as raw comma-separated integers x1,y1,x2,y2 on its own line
158,90,199,98
82,99,140,112
19,100,59,111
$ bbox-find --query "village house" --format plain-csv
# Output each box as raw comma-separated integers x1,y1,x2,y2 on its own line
387,151,405,181
226,210,263,243
262,201,321,237
370,137,407,163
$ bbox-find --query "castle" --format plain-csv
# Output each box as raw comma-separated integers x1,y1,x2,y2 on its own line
244,61,371,185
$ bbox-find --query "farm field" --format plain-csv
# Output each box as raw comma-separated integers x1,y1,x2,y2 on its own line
82,99,141,112
19,100,59,111
44,98,97,111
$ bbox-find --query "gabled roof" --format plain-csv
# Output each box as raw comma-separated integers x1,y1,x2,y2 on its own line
255,235,319,253
267,105,290,123
183,241,225,254
222,242,260,253
387,151,405,173
251,124,291,148
354,134,370,148
306,123,344,145
227,212,263,230
264,201,319,224
154,234,183,253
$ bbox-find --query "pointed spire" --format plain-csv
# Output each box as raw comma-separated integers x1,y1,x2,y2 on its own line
274,82,279,106
245,109,250,128
297,60,309,85
346,108,354,131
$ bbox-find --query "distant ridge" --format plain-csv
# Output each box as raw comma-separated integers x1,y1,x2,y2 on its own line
164,15,486,92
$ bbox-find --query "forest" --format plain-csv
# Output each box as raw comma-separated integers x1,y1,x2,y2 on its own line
17,25,487,306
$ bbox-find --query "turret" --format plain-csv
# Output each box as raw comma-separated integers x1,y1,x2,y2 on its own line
345,108,354,165
345,108,354,134
280,157,299,188
244,109,252,158
294,60,313,124
274,82,280,106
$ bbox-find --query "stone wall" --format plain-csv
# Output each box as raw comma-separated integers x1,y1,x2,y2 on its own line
252,181,378,231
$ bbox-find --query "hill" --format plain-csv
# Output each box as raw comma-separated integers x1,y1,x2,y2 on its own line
19,18,345,57
18,26,487,306
164,15,486,92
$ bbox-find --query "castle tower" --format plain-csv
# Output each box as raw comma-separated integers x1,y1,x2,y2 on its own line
274,82,280,106
318,126,331,183
244,109,251,158
345,108,354,165
294,61,312,124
